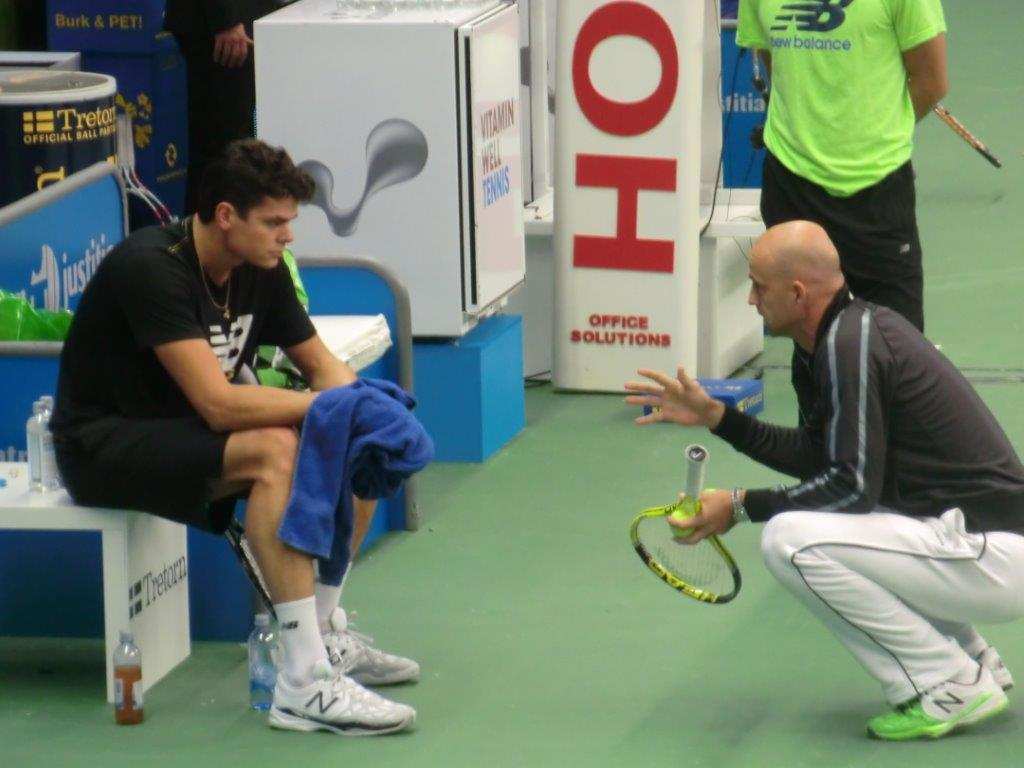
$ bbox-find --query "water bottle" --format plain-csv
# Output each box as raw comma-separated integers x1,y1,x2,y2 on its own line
248,613,277,711
114,631,144,725
38,398,61,491
26,400,44,492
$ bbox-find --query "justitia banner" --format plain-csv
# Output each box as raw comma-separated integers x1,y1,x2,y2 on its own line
0,163,125,314
553,0,706,391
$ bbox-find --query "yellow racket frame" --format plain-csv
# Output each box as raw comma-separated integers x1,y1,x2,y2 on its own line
629,501,742,604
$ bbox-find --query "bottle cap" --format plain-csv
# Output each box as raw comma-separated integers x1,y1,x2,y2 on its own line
119,630,134,644
254,613,270,627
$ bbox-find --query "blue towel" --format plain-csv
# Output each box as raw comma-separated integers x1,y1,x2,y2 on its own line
278,378,434,585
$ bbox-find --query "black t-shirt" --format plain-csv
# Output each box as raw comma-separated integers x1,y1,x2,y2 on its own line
52,220,315,439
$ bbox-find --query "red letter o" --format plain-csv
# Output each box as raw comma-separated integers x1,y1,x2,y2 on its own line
572,2,678,137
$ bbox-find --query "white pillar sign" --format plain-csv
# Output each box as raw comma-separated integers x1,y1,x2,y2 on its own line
554,0,705,391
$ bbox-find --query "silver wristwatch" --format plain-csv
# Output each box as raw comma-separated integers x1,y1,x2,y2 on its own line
730,488,750,525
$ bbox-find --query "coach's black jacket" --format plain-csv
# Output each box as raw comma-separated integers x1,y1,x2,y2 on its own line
712,290,1024,534
164,0,281,38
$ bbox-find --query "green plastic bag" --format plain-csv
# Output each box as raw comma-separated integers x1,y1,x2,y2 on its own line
255,249,310,389
0,290,73,341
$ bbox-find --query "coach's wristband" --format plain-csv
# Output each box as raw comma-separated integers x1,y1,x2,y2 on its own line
731,488,750,526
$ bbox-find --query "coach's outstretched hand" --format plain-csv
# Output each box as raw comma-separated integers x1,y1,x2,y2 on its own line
624,366,725,429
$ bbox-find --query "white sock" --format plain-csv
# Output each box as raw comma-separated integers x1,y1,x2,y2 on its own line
314,581,344,628
314,562,353,629
274,596,328,684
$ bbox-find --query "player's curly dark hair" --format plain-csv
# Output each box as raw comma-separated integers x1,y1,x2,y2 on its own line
195,139,315,222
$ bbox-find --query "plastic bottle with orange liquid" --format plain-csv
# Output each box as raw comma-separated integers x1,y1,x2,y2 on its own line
113,631,144,725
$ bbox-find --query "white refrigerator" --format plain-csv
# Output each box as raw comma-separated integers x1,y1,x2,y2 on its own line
255,0,526,337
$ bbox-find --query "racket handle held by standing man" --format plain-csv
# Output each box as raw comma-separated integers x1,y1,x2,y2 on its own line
933,104,1002,169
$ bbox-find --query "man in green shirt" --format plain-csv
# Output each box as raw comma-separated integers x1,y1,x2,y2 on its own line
738,0,947,421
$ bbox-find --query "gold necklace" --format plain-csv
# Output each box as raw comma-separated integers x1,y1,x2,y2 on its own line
188,218,231,321
201,268,231,321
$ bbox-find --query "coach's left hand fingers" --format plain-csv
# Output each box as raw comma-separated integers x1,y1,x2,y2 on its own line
683,527,713,544
666,510,702,531
671,523,713,545
667,512,710,544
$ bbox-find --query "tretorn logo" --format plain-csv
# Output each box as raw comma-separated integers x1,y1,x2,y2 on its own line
22,110,56,134
771,0,854,33
20,104,117,146
128,556,188,619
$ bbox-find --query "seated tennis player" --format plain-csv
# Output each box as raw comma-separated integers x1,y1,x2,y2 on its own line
52,140,418,735
626,221,1024,740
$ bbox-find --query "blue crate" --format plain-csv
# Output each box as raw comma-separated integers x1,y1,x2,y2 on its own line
82,34,187,218
47,0,166,54
413,316,526,462
700,378,764,416
642,378,764,418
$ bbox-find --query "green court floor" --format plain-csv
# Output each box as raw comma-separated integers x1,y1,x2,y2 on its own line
2,1,1022,764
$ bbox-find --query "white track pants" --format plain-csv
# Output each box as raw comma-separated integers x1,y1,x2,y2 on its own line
760,508,1024,704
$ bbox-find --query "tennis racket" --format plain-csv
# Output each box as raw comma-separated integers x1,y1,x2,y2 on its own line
629,445,741,604
933,104,1002,169
225,517,277,619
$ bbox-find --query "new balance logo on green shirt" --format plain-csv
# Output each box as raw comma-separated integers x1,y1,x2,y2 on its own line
770,0,853,33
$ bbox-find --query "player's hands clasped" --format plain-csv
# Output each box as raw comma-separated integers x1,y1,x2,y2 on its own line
624,366,726,428
666,489,734,543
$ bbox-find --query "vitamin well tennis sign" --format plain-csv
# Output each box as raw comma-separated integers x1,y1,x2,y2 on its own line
554,0,705,391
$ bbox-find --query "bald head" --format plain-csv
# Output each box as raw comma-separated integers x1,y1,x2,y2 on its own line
751,221,844,294
746,221,847,346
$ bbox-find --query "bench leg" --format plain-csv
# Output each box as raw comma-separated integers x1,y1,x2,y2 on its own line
101,527,130,704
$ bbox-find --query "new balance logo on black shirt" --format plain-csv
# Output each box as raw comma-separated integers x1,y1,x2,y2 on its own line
209,315,254,378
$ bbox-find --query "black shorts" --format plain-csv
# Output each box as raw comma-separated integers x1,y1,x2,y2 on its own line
760,151,924,332
55,415,235,533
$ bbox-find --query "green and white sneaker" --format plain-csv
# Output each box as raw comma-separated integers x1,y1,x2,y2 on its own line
867,665,1009,741
322,608,420,686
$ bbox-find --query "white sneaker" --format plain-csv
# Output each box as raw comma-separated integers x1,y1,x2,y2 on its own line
322,608,420,686
978,646,1014,691
269,659,415,736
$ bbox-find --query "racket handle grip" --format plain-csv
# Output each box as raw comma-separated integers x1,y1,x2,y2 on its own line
976,145,1002,168
683,444,708,499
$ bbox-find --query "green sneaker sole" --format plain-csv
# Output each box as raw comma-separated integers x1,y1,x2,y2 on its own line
867,693,1008,741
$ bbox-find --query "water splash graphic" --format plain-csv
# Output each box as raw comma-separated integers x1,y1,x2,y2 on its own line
300,118,429,237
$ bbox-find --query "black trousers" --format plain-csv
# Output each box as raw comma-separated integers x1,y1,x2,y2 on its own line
174,34,257,214
760,151,924,424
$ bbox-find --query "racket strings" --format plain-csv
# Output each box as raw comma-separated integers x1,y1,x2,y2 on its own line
637,516,735,596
